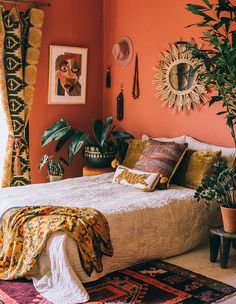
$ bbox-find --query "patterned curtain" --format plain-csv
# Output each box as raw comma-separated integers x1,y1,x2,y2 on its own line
0,5,44,187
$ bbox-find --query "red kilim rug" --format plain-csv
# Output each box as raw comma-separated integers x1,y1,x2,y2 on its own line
0,260,235,304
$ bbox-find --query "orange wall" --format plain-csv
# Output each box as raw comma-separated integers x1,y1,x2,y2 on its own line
28,0,103,183
103,0,234,148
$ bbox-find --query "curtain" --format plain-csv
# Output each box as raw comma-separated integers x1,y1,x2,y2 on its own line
0,5,44,187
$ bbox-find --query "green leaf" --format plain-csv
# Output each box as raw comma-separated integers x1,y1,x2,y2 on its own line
100,116,113,147
216,111,228,115
59,157,69,166
202,0,214,9
186,4,208,11
116,140,128,162
55,129,75,152
208,96,222,106
38,154,49,171
68,132,90,160
41,119,71,146
92,119,103,144
221,17,231,33
112,131,134,140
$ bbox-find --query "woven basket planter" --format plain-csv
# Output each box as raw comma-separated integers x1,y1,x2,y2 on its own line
49,175,63,183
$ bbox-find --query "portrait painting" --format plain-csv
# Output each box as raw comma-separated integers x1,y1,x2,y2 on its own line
48,45,88,104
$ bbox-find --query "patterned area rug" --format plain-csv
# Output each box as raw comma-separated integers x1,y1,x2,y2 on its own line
0,260,235,304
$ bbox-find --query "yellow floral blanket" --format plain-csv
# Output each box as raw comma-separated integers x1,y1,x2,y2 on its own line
0,206,113,280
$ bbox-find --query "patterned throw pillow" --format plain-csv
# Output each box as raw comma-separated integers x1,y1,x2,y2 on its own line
134,140,188,189
172,149,222,189
112,166,160,192
122,139,147,168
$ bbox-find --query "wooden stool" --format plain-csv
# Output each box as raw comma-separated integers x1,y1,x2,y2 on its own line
209,227,236,268
83,166,114,177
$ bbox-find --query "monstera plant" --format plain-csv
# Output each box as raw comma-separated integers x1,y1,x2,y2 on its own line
41,116,133,168
187,0,236,232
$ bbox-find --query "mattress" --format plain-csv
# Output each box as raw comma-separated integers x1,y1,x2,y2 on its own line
0,173,219,303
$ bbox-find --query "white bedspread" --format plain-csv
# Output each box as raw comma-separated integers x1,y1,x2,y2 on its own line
0,173,219,304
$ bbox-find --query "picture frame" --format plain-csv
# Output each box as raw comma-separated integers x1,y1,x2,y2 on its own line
48,45,88,105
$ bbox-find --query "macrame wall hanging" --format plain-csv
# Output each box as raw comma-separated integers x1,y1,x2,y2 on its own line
132,53,140,99
116,84,124,121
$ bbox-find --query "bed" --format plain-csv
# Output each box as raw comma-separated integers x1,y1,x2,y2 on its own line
0,172,219,303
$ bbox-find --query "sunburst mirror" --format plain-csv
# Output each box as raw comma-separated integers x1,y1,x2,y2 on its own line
153,43,207,111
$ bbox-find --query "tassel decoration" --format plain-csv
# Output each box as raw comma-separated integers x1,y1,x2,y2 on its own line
106,65,111,88
117,85,124,121
132,53,140,99
13,138,21,176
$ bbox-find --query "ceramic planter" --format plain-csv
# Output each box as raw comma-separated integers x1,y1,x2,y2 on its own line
49,175,63,182
84,145,116,168
221,206,236,233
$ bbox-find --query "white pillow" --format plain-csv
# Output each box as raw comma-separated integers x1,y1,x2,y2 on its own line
185,136,236,166
112,166,160,192
142,134,186,144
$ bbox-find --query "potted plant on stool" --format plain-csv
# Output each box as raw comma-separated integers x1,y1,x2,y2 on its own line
41,116,133,168
195,161,236,233
38,155,68,182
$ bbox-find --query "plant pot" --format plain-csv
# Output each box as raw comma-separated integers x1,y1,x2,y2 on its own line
221,206,236,233
49,175,63,182
84,145,116,168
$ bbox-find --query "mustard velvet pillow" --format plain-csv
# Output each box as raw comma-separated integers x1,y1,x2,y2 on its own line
122,139,147,168
173,149,222,189
113,166,160,192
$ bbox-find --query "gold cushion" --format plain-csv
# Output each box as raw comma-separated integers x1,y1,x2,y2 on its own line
173,149,221,189
122,139,147,168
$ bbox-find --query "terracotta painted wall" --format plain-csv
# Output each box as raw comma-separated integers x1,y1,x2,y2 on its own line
28,0,103,183
103,0,234,148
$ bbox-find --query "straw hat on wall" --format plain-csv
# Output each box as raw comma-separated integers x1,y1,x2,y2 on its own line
112,36,133,66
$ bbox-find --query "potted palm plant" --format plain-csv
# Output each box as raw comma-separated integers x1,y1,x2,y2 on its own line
38,155,69,182
187,0,236,232
41,116,133,168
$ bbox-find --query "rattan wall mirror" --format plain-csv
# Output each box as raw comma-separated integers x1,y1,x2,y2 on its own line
153,43,207,111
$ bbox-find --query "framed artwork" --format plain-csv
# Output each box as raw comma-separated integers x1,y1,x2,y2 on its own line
48,45,88,105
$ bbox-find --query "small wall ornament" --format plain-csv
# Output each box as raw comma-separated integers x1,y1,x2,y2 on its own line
117,83,124,121
152,43,207,111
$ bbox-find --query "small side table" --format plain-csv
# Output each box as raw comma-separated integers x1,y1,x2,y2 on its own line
210,227,236,268
83,166,114,177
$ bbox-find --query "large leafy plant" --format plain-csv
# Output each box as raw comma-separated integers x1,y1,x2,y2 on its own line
195,161,236,208
186,0,236,145
41,116,133,162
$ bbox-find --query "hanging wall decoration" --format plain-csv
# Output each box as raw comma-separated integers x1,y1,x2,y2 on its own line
48,45,88,105
117,84,124,121
132,53,140,99
112,36,133,66
106,65,111,88
152,43,207,111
